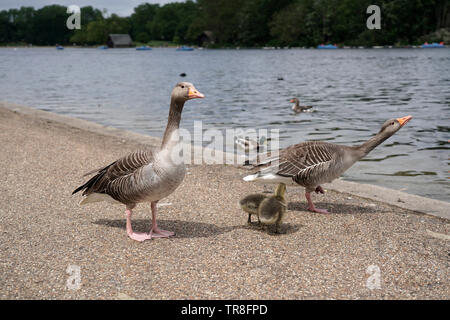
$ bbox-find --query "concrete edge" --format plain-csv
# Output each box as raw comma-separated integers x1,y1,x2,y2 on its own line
326,180,449,220
2,101,448,221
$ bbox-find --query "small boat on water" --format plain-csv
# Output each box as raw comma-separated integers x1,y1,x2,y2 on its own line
136,45,152,51
421,42,445,48
317,44,338,49
98,45,108,50
56,45,64,50
176,46,194,51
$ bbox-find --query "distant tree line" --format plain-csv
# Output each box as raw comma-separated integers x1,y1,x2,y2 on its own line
0,0,448,47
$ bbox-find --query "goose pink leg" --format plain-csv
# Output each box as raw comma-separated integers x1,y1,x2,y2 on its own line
148,201,175,238
126,208,152,242
125,201,174,242
305,191,329,214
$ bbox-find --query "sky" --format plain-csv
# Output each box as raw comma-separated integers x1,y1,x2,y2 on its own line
0,0,179,16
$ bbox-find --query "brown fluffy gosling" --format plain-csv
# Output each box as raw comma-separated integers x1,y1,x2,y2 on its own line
258,183,287,233
239,193,267,225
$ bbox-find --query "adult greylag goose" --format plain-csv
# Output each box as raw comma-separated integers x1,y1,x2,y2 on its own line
291,98,313,113
72,82,204,241
244,116,412,213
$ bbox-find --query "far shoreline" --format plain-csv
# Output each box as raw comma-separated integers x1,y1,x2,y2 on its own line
1,44,448,50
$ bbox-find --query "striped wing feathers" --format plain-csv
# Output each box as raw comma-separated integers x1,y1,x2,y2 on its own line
257,142,336,184
73,150,154,198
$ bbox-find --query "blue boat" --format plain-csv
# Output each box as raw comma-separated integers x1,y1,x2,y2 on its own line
136,45,152,51
176,46,194,51
98,45,108,50
421,42,445,48
317,44,338,49
56,45,64,50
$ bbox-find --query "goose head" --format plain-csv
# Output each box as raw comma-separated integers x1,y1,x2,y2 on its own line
378,115,412,137
172,82,204,103
358,115,412,155
290,98,299,104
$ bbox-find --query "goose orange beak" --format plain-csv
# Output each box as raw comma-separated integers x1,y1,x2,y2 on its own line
188,87,205,99
397,115,412,127
290,99,295,103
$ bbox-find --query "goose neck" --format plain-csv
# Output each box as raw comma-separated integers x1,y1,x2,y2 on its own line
161,99,184,149
358,130,391,156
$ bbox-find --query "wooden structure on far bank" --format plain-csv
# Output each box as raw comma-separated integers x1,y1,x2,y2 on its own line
107,34,133,48
197,31,215,47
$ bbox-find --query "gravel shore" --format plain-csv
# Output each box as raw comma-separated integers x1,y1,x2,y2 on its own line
0,105,448,299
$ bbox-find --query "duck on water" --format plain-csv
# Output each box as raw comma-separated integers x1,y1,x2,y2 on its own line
290,98,313,113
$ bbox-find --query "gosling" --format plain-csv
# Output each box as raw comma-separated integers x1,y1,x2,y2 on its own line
239,193,267,225
258,183,287,233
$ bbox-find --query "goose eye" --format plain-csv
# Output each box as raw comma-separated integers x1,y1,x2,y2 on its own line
181,85,185,89
391,122,395,125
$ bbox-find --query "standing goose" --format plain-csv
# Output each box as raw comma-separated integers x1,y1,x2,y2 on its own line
290,98,313,113
244,116,412,213
72,82,204,241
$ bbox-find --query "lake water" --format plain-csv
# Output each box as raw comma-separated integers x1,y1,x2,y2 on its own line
0,47,449,202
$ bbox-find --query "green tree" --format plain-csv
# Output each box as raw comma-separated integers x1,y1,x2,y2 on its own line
80,6,103,26
32,5,71,45
130,3,159,42
269,0,320,46
238,0,294,46
107,14,131,34
71,13,130,45
194,0,241,45
0,11,14,43
0,1,448,47
6,7,35,43
142,1,198,43
69,6,104,44
172,0,198,43
85,20,108,44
